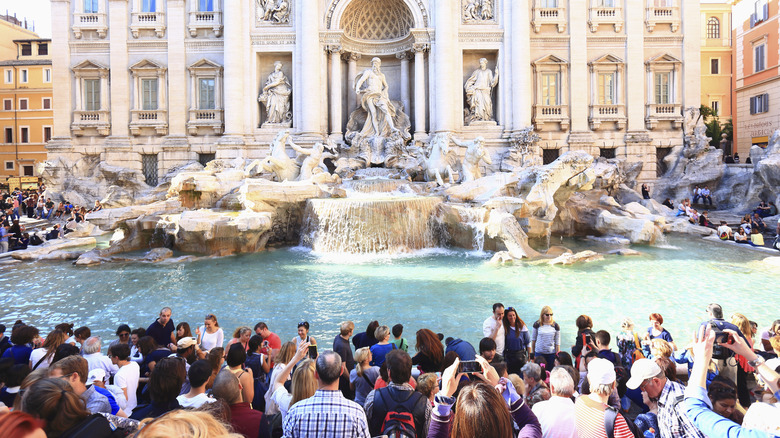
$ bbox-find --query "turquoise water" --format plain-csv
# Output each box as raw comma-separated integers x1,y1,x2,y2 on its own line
0,235,777,353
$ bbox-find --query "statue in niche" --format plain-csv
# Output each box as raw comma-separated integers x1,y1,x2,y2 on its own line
258,61,292,126
452,136,493,182
463,0,494,22
257,0,290,24
291,138,339,181
355,58,398,137
464,58,499,125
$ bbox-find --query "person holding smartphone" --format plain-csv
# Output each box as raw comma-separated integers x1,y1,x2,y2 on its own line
293,321,317,358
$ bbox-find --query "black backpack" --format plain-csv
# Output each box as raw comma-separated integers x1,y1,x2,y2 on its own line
60,414,125,438
372,387,427,438
604,405,643,438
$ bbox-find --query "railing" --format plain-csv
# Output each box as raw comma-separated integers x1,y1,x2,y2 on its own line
187,109,224,135
589,104,626,130
130,109,168,135
71,110,110,136
188,10,223,37
532,4,567,33
588,6,623,32
533,104,569,129
72,13,107,39
645,103,682,129
131,12,166,37
646,5,679,32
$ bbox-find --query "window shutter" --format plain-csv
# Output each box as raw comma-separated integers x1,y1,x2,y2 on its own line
763,2,769,20
750,97,755,115
763,93,769,113
751,13,756,27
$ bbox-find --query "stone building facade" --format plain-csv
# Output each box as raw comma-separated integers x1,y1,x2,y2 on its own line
49,0,700,185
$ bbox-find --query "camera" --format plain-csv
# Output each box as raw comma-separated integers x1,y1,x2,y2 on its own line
701,320,742,360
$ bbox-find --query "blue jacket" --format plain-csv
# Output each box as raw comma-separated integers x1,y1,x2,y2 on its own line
684,386,774,438
445,338,476,361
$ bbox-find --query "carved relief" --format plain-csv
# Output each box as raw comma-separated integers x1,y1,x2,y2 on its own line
462,0,494,23
256,0,291,24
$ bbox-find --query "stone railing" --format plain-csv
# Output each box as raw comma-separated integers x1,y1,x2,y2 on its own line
131,11,166,38
589,104,626,130
72,13,108,39
532,6,567,33
187,109,224,135
71,110,110,136
188,11,223,37
646,5,679,32
130,109,168,135
645,103,682,129
588,6,623,32
533,104,570,130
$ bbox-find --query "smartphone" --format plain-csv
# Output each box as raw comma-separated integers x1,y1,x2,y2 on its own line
308,345,318,359
458,360,481,374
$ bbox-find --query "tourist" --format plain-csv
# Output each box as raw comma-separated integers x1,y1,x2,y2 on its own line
730,313,756,407
109,343,140,415
269,341,311,418
254,322,281,354
109,324,131,348
369,325,394,367
532,367,577,438
717,220,733,240
228,326,252,352
643,313,675,353
364,350,430,438
760,319,780,351
129,328,145,363
29,329,66,370
521,362,550,408
698,210,714,228
706,375,743,424
175,322,193,346
735,226,752,245
146,307,176,350
226,343,254,409
352,320,380,349
649,338,673,361
700,186,713,205
444,336,477,361
282,351,370,437
412,328,444,374
0,324,8,354
662,198,674,209
692,185,701,204
734,152,741,163
49,355,114,414
197,313,224,353
575,358,634,438
139,336,171,376
212,369,265,438
755,200,772,217
479,337,504,364
45,224,60,240
532,306,561,366
292,321,316,356
740,215,753,234
82,336,119,378
133,410,239,438
391,323,409,352
503,306,531,375
130,356,185,420
616,318,642,368
176,359,215,408
642,183,651,200
333,321,355,371
594,330,620,365
350,347,379,406
207,347,225,388
483,303,506,357
0,364,29,407
2,325,38,365
85,369,126,417
751,227,765,246
245,335,270,382
416,372,438,406
0,411,46,437
572,314,596,367
264,341,296,415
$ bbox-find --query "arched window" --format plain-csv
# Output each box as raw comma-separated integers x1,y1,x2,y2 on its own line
707,17,720,39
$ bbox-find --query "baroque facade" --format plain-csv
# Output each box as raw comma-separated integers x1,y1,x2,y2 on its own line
49,0,700,184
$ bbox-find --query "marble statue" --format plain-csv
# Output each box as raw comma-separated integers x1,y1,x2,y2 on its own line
422,133,457,186
453,136,492,182
291,139,338,181
355,57,398,137
260,130,299,182
257,0,290,23
464,58,499,124
463,0,493,22
258,61,292,125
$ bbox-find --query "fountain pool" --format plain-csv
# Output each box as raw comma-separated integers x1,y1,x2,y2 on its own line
0,235,777,353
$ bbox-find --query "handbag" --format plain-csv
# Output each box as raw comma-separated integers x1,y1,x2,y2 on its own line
632,332,645,362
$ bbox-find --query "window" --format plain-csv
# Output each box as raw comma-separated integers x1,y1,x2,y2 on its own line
540,0,558,7
199,78,215,110
142,154,158,186
43,127,52,142
84,79,101,111
38,43,48,56
654,0,673,6
711,100,720,116
750,93,769,114
597,0,615,6
707,17,720,39
3,100,10,111
3,70,11,84
21,44,32,56
541,73,559,106
42,98,51,110
20,69,28,83
710,58,719,75
600,148,616,159
142,0,156,12
23,166,33,176
43,69,51,83
598,73,615,105
198,153,215,166
142,78,159,110
752,0,768,26
4,128,12,143
755,44,766,72
20,127,29,144
18,99,28,110
542,149,559,165
199,0,214,11
84,0,99,13
654,72,671,104
4,162,13,170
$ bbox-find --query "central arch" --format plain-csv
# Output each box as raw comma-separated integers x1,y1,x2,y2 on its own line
326,0,429,31
341,0,414,41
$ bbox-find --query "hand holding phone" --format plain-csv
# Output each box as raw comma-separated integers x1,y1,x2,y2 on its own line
458,360,481,374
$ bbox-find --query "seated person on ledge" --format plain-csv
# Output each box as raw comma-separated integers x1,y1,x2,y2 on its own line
662,198,674,210
716,221,732,240
750,228,765,247
698,211,714,228
751,213,766,232
734,227,752,245
699,186,713,205
755,201,772,218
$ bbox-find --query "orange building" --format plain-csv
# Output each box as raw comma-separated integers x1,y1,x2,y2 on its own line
0,38,52,178
733,0,779,154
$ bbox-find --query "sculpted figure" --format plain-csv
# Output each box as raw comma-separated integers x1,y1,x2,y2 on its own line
453,136,492,182
464,58,499,123
481,0,493,20
355,57,398,137
291,139,338,181
261,130,299,182
257,0,290,23
258,61,291,125
422,133,457,186
464,0,479,20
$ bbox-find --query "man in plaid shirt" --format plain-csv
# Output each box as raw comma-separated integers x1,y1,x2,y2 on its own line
283,350,370,438
627,359,706,438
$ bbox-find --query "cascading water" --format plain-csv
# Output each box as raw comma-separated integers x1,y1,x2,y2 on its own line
458,207,488,251
300,196,443,254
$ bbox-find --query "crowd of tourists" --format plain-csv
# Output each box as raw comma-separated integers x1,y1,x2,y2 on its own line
0,302,778,438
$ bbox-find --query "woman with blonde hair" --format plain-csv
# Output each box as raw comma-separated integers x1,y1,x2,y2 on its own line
730,312,755,407
267,341,310,419
135,410,242,438
650,338,673,359
264,341,297,415
29,329,67,370
531,306,560,366
350,347,380,406
227,326,252,352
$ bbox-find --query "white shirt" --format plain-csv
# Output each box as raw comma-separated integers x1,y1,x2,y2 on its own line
199,326,224,351
29,348,51,370
114,361,140,414
717,225,731,238
532,395,578,438
482,316,505,354
83,352,119,377
177,392,215,408
271,386,293,418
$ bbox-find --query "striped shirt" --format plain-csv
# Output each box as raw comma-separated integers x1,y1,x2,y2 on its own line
532,322,560,355
282,389,370,438
574,394,634,438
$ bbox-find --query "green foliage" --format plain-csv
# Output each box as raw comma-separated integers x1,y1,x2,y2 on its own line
700,104,732,147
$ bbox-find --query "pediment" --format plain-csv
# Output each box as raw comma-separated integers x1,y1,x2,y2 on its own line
646,53,682,65
589,54,623,65
72,59,108,71
188,58,223,71
532,54,568,65
129,59,166,71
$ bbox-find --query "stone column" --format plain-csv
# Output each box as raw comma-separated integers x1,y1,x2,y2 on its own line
682,0,701,108
345,52,360,116
50,0,72,139
569,0,588,133
222,0,244,136
397,52,411,116
412,44,428,136
295,0,321,137
328,45,343,136
625,0,645,132
433,0,456,132
99,71,109,111
108,0,130,137
510,0,531,130
166,0,186,136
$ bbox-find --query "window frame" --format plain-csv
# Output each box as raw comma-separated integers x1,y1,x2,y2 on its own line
141,78,159,111
2,99,11,111
43,126,52,142
654,72,671,104
198,78,216,110
199,0,214,12
4,161,13,171
3,69,12,84
541,73,559,106
710,58,720,75
754,43,766,73
18,99,28,111
84,0,99,13
710,100,720,116
37,43,48,56
84,78,101,111
597,72,616,105
43,68,52,83
42,97,52,110
750,93,769,115
20,69,28,84
706,17,720,39
142,0,156,12
19,126,29,144
4,128,12,144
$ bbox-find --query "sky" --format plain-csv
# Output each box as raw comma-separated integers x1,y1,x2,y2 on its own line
3,0,52,38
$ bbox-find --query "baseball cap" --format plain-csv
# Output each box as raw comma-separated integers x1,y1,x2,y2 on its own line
86,369,106,386
587,358,616,386
626,358,663,390
177,337,197,349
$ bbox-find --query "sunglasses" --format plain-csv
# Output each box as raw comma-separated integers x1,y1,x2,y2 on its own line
205,314,215,319
298,322,308,328
119,333,130,337
506,307,515,312
545,313,553,316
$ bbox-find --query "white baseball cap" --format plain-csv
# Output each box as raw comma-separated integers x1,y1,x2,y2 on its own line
587,358,616,386
626,359,663,390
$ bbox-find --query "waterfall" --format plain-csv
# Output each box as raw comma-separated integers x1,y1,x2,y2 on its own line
342,178,412,194
301,196,443,254
459,207,488,251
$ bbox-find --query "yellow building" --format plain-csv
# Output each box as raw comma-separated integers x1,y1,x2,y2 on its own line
701,0,733,125
0,38,52,178
0,14,39,61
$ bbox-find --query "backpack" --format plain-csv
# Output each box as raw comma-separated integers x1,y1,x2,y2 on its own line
372,387,427,438
252,373,269,412
604,405,643,438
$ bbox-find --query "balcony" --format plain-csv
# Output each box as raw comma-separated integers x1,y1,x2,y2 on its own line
131,12,166,38
71,110,110,136
646,5,679,32
532,6,567,33
130,110,168,135
589,104,626,130
188,11,223,37
533,104,570,130
645,103,682,130
187,109,223,135
72,13,107,39
588,6,623,32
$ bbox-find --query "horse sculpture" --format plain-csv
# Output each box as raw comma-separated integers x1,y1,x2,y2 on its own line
422,133,457,186
261,130,300,182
